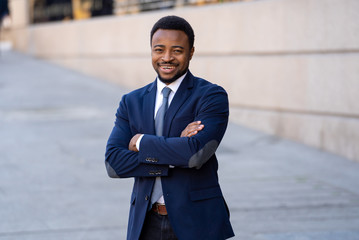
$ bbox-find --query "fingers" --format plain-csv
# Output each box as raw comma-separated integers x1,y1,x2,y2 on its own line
187,121,201,127
187,123,204,137
181,121,204,137
128,133,141,152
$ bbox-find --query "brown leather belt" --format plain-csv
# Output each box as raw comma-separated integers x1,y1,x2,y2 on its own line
152,203,168,215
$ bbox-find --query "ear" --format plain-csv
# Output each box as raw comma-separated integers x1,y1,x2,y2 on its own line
189,47,195,60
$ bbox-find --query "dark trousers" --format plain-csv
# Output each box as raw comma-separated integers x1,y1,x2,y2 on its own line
139,210,178,240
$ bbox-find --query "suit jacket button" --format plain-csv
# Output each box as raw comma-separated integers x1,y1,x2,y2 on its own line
145,195,149,201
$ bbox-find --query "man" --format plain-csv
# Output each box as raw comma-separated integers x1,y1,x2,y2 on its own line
105,15,234,240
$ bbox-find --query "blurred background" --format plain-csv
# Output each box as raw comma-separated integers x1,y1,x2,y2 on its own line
1,0,359,239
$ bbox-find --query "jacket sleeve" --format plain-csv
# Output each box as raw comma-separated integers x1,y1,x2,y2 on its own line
138,85,229,169
105,94,169,178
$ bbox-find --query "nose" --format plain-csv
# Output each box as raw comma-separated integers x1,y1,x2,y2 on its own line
161,50,173,62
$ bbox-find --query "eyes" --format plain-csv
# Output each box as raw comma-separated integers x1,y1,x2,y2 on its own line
153,47,184,55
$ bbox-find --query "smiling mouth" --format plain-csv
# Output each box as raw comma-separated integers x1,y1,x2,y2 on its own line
161,66,175,70
159,64,178,73
158,63,178,69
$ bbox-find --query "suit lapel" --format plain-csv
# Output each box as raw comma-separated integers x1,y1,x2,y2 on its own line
163,72,194,136
143,80,157,135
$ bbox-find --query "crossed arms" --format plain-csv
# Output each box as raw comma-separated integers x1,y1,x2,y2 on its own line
128,121,204,152
105,85,229,178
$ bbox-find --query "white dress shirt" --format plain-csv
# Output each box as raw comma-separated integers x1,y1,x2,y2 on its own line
135,73,187,204
136,73,187,149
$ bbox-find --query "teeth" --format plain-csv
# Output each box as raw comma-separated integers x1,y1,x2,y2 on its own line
162,66,174,69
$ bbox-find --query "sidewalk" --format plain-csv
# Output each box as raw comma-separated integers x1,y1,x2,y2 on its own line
1,51,359,240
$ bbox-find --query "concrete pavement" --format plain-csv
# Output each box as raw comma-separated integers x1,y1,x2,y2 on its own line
1,51,359,240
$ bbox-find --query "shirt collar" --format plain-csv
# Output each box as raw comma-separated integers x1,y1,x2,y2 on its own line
156,72,187,95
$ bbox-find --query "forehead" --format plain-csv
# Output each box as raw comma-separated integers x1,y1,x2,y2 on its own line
152,29,189,47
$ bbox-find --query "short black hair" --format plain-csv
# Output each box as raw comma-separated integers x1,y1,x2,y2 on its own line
150,15,195,49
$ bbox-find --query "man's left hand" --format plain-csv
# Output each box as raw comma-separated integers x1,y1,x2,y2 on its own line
181,121,204,137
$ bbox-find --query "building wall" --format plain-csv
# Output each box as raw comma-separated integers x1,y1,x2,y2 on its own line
6,0,359,161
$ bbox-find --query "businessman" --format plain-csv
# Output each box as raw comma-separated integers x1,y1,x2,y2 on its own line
105,15,234,240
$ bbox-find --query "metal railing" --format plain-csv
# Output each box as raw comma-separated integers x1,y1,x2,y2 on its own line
114,0,242,14
30,0,246,24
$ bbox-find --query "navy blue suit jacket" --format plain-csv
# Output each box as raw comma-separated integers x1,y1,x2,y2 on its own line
105,72,234,239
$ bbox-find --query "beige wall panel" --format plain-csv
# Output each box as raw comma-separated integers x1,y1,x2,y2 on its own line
26,14,160,57
9,0,29,28
69,15,152,55
189,0,359,53
9,28,29,51
27,23,79,56
230,107,359,161
191,53,359,116
229,107,323,147
21,0,359,58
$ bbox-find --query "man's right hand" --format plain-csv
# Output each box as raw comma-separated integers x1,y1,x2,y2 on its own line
128,133,142,152
180,121,204,137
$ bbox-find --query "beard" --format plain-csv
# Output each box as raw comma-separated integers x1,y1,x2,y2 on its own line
157,67,188,84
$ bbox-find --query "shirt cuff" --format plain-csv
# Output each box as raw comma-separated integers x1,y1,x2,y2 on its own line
136,134,144,151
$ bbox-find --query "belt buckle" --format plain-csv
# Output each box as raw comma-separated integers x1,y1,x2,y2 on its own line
154,203,166,215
